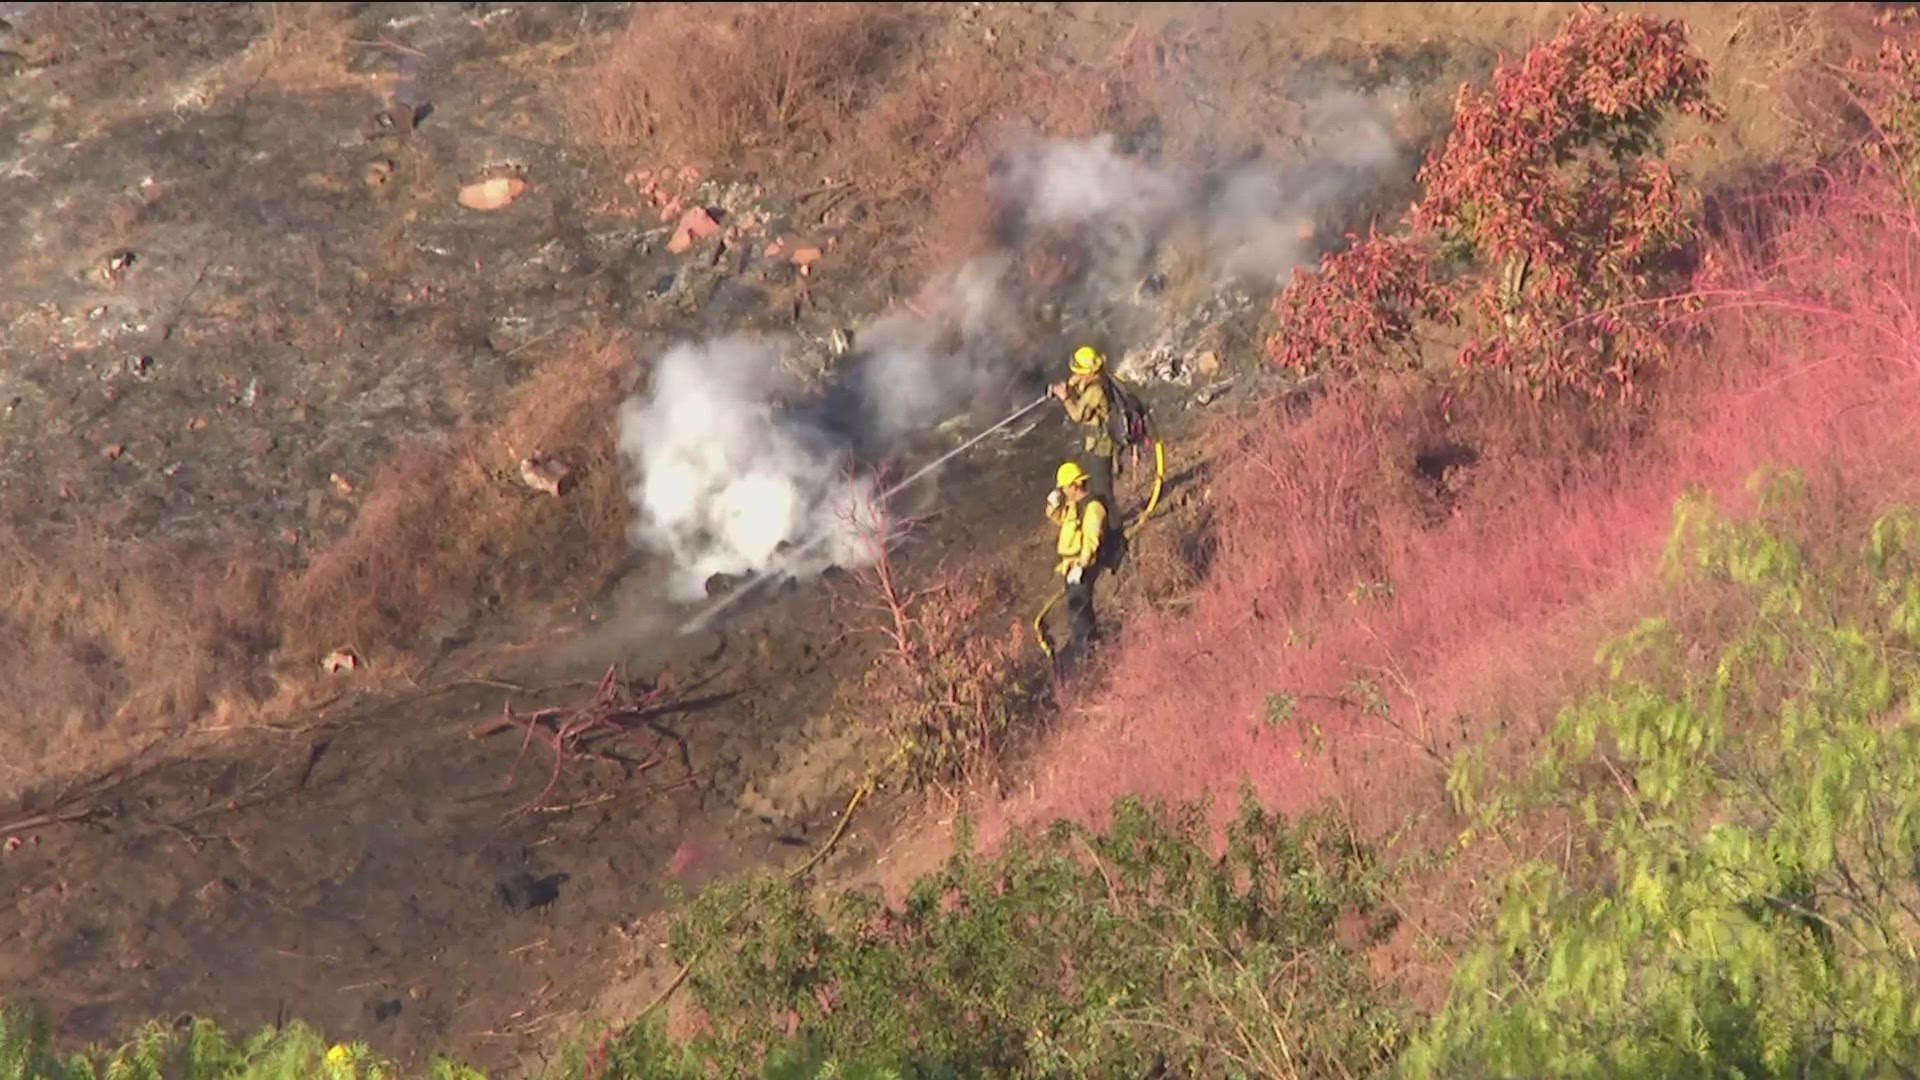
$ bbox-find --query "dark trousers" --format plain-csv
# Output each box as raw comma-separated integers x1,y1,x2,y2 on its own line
1060,566,1100,663
1082,448,1117,507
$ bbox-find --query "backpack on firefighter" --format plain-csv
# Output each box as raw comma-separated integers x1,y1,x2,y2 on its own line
1102,372,1152,460
1098,374,1152,572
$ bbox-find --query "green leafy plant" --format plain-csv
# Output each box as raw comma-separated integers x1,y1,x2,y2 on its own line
0,1006,482,1080
1263,690,1299,730
1412,476,1920,1075
629,792,1403,1078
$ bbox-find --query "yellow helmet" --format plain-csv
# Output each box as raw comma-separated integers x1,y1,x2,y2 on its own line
1070,346,1104,376
1055,461,1088,489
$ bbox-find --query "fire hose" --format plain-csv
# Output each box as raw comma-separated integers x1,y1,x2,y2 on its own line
1031,413,1166,661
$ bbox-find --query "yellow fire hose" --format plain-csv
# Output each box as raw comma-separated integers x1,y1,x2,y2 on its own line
634,778,873,1023
1033,421,1166,660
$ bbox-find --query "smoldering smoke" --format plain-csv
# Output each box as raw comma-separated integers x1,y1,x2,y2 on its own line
617,336,877,601
619,92,1413,602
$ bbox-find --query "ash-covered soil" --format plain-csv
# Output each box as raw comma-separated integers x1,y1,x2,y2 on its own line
0,2,826,550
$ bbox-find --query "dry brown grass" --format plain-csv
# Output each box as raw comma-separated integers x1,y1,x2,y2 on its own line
279,333,636,669
8,3,153,66
571,2,1191,273
0,529,281,802
571,3,903,166
0,333,639,805
849,31,1174,269
252,2,353,90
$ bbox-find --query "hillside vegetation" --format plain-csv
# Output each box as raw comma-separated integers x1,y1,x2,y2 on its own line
9,4,1920,1077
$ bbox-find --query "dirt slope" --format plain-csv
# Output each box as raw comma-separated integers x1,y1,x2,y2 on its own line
0,2,1851,1073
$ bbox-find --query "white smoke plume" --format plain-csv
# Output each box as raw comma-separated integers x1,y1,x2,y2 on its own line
618,336,877,601
618,92,1414,603
1202,88,1409,283
988,132,1192,295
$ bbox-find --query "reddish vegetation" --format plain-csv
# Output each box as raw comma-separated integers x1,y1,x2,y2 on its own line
1265,229,1453,375
1271,8,1723,400
833,484,1046,792
994,163,1920,860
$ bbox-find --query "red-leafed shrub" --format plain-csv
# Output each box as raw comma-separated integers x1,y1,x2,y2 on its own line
1412,5,1723,399
1267,229,1455,376
1269,6,1725,401
1017,158,1920,864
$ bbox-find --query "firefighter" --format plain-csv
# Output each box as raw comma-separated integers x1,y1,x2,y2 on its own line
1046,459,1108,661
1050,345,1118,503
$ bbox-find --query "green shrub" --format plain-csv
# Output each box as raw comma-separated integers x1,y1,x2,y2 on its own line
1411,472,1920,1075
586,793,1402,1078
0,1004,481,1080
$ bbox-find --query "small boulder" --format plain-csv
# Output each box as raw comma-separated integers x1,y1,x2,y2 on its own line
518,456,573,497
667,206,721,254
457,176,526,211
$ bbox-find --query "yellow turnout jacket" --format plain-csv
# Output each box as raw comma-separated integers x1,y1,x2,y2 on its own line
1061,374,1114,457
1049,495,1107,577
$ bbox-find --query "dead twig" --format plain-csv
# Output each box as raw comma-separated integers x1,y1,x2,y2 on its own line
271,948,341,964
345,37,429,59
0,805,110,836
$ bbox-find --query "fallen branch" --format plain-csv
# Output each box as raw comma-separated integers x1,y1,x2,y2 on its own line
475,664,684,818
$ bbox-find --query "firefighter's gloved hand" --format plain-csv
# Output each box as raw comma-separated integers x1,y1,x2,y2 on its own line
1066,565,1083,585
